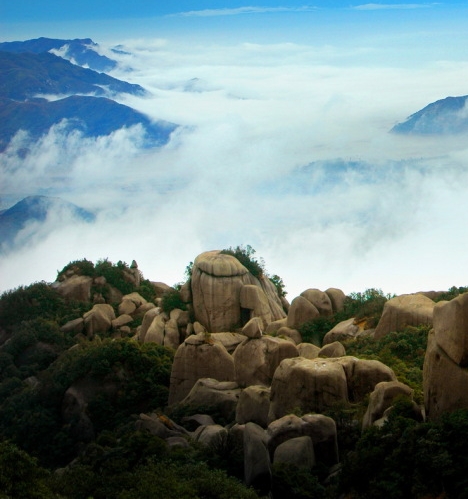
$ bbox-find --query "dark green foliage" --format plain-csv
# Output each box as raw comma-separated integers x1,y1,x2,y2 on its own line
298,288,391,347
270,274,287,297
94,258,134,295
0,281,90,331
435,285,468,302
298,316,337,346
0,339,173,467
161,287,187,314
58,258,95,277
1,319,74,379
342,288,392,328
221,244,265,278
343,325,429,401
272,463,326,499
341,406,468,499
0,440,53,498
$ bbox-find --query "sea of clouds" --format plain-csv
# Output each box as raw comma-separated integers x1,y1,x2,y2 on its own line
2,35,468,298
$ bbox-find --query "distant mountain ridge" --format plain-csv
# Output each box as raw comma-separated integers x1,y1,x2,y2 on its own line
0,196,95,251
0,50,145,100
0,48,177,151
392,95,468,134
0,37,117,72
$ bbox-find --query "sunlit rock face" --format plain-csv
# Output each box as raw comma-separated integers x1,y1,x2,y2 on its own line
424,293,468,419
190,250,286,333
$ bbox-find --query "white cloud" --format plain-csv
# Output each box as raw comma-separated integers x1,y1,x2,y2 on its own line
2,36,468,300
175,6,318,17
353,3,435,10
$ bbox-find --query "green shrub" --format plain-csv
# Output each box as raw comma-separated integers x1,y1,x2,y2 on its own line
160,288,186,314
221,245,265,278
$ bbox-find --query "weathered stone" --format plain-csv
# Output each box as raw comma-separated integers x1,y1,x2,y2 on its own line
179,281,192,304
181,414,216,431
267,413,339,466
121,292,147,308
240,285,272,328
297,343,321,359
193,321,207,334
268,357,348,421
176,378,241,422
168,339,236,406
275,326,302,345
194,424,228,447
56,275,93,302
337,356,397,402
319,341,346,358
433,293,468,366
323,318,359,345
242,317,263,339
210,332,245,354
144,314,166,345
424,328,468,420
191,250,285,333
301,289,333,316
118,299,136,316
83,304,115,336
374,293,435,339
287,296,320,329
362,381,414,429
244,422,272,495
136,413,188,440
60,318,84,335
170,309,191,328
164,318,181,350
273,436,315,469
265,318,288,335
111,314,133,328
139,307,161,342
236,385,271,428
325,288,347,313
233,336,299,388
133,302,156,319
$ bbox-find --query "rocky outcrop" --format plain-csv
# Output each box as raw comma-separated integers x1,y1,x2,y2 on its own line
273,436,315,469
268,356,396,421
232,335,299,388
297,343,321,359
433,293,468,366
190,250,285,333
83,304,115,337
168,334,236,405
323,318,360,345
300,289,333,317
175,378,241,422
374,293,435,339
56,275,93,302
362,381,414,429
319,341,346,358
236,385,271,428
267,413,339,466
243,422,272,495
287,296,320,329
424,294,468,419
325,288,347,313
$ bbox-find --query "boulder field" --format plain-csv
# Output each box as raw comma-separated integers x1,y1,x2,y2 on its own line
53,249,468,492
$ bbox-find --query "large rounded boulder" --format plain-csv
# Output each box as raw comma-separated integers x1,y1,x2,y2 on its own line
190,251,285,333
168,333,235,405
374,293,435,339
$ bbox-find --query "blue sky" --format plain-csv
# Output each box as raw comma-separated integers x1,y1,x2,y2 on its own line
1,1,466,43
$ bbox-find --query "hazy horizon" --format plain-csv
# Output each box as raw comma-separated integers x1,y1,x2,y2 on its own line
2,1,468,299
